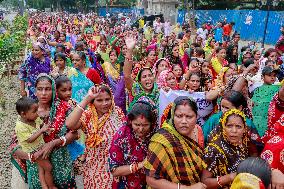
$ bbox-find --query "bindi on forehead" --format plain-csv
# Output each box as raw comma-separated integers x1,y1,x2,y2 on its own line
138,114,146,120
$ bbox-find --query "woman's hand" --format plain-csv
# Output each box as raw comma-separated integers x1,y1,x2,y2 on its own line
40,141,56,159
85,86,101,103
271,169,284,189
125,35,136,50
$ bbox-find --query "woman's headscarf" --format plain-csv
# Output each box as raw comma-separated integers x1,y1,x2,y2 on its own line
157,70,178,90
82,84,115,148
130,68,159,111
152,58,171,77
230,173,265,189
144,96,206,185
210,109,249,147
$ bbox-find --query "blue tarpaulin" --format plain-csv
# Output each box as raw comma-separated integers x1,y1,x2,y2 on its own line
177,10,284,45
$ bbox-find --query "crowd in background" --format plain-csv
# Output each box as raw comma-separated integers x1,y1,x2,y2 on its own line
8,11,284,189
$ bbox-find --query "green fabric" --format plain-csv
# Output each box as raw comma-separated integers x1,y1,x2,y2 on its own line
252,84,280,136
129,69,159,111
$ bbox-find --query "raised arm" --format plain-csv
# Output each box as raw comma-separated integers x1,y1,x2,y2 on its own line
123,36,137,91
66,86,101,130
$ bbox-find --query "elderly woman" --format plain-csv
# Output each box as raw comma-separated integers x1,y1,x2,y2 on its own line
108,97,157,189
19,42,51,99
66,84,125,189
202,109,251,188
144,96,207,189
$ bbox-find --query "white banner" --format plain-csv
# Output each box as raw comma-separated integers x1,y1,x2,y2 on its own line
159,89,214,126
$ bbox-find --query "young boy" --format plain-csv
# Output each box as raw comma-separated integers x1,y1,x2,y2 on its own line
15,97,57,189
262,66,278,85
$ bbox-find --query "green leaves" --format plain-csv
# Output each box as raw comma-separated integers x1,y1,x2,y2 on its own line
0,14,28,75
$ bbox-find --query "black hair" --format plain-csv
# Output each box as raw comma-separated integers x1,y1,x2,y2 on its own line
194,47,205,57
223,90,247,109
188,72,201,80
241,46,250,53
243,58,254,68
54,52,66,62
127,102,156,127
55,75,71,89
191,43,201,48
146,49,156,56
74,51,86,61
35,75,52,88
137,67,152,82
173,96,198,116
16,97,37,115
155,58,168,70
264,48,277,58
56,43,66,51
265,59,275,66
108,48,118,57
95,53,105,64
75,41,84,50
237,157,271,188
216,47,226,54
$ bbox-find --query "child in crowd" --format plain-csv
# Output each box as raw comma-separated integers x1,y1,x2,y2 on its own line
55,75,84,162
15,97,57,189
262,66,278,85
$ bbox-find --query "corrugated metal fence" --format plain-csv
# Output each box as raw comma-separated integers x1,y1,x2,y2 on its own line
178,10,284,45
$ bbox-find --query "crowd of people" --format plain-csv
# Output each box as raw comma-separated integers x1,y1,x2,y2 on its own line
8,11,284,189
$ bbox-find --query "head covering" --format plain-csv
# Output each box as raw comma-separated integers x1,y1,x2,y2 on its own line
152,58,171,77
144,96,206,185
204,109,249,178
36,73,56,119
157,70,178,90
130,68,159,111
82,84,115,148
33,41,46,52
230,173,265,189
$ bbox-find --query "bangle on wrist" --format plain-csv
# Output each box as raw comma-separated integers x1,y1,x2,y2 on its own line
217,176,223,187
77,104,85,111
59,136,67,146
130,164,133,173
182,75,189,81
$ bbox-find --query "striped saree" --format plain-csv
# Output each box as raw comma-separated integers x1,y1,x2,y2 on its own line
144,122,206,186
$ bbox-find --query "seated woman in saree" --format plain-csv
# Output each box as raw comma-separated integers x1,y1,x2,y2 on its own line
202,109,252,188
202,90,262,153
65,84,125,189
124,36,159,110
108,97,157,189
231,157,271,189
144,96,207,189
19,42,51,99
102,49,126,113
9,74,78,188
69,51,101,103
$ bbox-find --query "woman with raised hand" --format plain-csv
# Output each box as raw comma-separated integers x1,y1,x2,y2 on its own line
66,84,125,188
